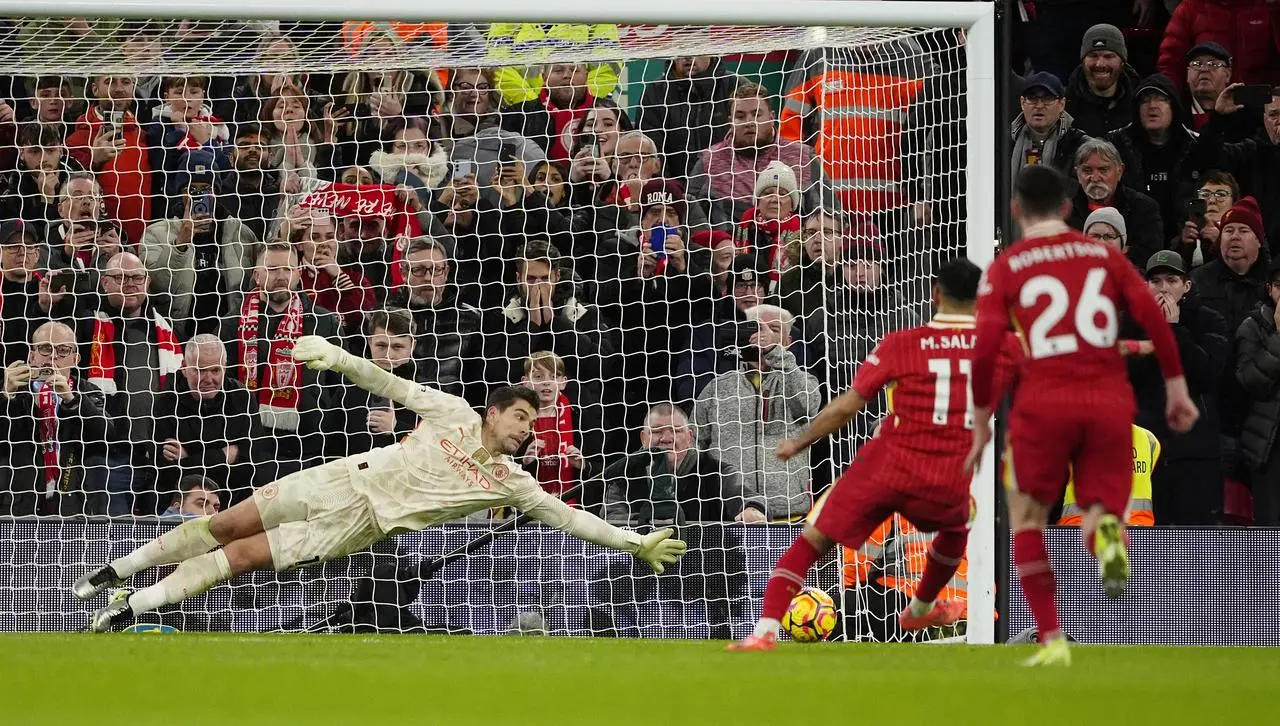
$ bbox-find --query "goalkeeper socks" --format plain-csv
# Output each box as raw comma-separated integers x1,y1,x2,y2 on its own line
111,516,221,578
913,530,968,605
755,535,822,637
127,549,232,615
1013,529,1061,640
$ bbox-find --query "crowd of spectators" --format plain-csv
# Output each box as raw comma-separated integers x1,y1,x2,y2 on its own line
0,19,967,534
1014,2,1280,525
6,11,1279,536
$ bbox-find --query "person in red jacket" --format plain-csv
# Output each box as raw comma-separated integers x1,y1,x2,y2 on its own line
66,75,152,247
1158,0,1280,87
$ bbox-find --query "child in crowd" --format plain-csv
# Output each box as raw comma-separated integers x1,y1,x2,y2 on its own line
520,351,584,504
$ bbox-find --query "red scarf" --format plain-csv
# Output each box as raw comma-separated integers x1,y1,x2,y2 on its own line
87,308,183,395
544,88,595,162
735,208,802,281
237,291,306,432
296,181,423,290
34,379,66,499
532,394,577,501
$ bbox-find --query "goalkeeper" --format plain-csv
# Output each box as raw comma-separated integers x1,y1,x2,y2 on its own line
75,336,688,631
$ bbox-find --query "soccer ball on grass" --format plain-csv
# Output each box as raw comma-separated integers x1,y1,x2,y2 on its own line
781,587,837,642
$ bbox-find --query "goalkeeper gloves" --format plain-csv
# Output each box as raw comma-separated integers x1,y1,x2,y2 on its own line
635,528,688,574
290,335,351,373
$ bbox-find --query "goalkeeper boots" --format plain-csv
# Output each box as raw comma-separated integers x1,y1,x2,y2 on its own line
725,632,777,652
1094,514,1130,599
73,564,125,601
1023,635,1071,667
898,599,966,632
89,589,135,633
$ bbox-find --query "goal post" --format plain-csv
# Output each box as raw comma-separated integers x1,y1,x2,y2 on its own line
0,1,997,641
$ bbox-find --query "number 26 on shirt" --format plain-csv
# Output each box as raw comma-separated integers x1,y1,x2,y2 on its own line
1019,268,1118,359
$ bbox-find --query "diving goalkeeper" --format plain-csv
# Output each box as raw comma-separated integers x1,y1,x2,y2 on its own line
75,336,688,631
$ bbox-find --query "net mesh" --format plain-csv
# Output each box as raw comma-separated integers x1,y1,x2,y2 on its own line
0,17,969,641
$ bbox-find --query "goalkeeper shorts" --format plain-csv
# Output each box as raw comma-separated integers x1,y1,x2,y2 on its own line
254,458,385,571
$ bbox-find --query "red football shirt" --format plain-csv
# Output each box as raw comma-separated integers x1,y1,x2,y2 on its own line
852,313,1019,493
971,223,1184,412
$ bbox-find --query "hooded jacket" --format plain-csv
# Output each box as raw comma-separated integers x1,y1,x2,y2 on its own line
1107,73,1204,243
1065,62,1142,138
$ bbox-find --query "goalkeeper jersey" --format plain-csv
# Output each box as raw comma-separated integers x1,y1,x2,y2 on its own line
336,359,565,535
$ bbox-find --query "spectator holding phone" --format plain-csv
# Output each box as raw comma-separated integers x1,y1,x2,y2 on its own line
565,100,634,235
66,74,152,246
1180,43,1261,142
325,308,422,459
139,151,261,336
1191,84,1280,249
608,179,715,415
0,320,112,516
1175,171,1240,270
368,117,448,207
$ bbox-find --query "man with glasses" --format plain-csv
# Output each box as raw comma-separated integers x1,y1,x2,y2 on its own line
386,236,481,403
0,220,50,365
1181,43,1258,141
1010,72,1089,183
1175,171,1240,269
81,251,183,515
0,320,112,515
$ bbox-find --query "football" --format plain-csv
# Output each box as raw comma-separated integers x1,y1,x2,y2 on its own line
781,587,838,642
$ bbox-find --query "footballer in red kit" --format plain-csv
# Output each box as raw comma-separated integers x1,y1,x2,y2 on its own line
728,257,1013,652
966,165,1200,667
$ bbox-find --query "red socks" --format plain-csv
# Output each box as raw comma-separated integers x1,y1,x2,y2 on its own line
914,530,967,603
1014,529,1061,639
761,535,822,620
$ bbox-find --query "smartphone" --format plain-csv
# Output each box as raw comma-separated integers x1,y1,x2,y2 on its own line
46,269,74,292
1233,84,1275,107
189,182,214,220
32,366,54,381
451,160,475,179
498,143,521,166
577,134,600,158
1186,198,1207,227
649,225,678,260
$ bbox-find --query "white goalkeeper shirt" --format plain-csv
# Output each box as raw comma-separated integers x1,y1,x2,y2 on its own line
335,355,643,553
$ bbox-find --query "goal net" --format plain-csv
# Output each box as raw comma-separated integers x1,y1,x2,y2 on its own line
0,8,993,641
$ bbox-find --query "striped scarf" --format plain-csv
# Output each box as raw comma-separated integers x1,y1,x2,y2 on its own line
87,308,182,395
237,291,305,432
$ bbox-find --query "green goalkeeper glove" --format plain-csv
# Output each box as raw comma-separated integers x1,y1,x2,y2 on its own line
290,335,351,373
635,528,688,574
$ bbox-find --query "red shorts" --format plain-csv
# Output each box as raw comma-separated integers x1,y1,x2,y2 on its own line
1007,404,1131,516
813,440,973,548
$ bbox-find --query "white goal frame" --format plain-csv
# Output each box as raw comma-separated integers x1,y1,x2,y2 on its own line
6,0,999,644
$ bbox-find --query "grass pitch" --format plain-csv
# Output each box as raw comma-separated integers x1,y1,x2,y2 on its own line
2,634,1275,725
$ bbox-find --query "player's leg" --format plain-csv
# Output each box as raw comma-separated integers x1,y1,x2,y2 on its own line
1073,415,1136,599
1007,418,1075,666
90,532,274,632
728,470,889,651
898,496,972,631
73,486,270,600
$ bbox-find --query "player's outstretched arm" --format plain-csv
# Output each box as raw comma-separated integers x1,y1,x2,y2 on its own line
777,387,868,461
522,491,688,574
290,335,470,420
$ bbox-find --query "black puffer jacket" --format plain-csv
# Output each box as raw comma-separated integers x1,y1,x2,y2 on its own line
1123,293,1228,460
1192,255,1270,435
639,58,742,181
1236,303,1280,467
1107,73,1203,244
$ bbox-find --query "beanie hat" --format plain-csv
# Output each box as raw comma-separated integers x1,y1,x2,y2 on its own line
637,178,687,225
1081,24,1128,62
1222,196,1266,242
691,229,734,250
1083,206,1128,246
754,160,801,209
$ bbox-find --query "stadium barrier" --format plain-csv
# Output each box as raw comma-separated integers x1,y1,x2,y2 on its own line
0,519,839,637
1006,527,1280,646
